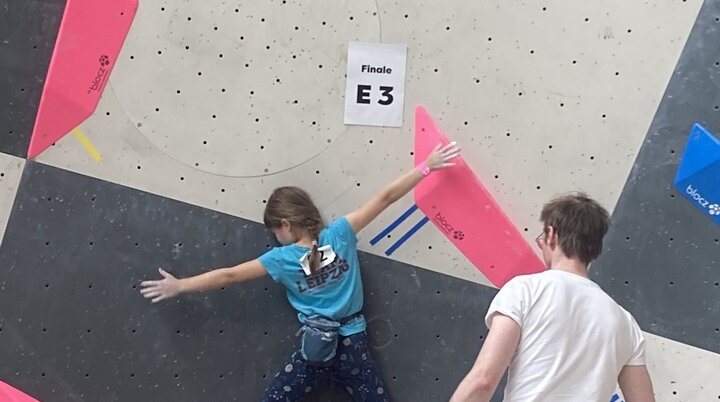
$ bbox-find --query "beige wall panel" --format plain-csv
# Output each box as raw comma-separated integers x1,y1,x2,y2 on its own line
35,0,702,286
644,332,720,401
0,153,25,246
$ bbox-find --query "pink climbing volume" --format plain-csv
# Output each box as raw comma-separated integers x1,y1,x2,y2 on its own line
0,381,41,402
413,105,545,287
27,0,138,159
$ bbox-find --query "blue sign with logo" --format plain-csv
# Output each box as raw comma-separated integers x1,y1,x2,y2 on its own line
610,393,623,402
673,123,720,226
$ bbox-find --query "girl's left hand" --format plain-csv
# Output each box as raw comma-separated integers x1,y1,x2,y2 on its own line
425,142,461,171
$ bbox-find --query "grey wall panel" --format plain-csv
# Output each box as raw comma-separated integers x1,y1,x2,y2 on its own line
0,0,66,157
592,0,720,354
0,161,501,401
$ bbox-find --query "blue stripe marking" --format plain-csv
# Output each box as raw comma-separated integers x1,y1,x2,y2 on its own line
385,216,430,256
369,204,419,245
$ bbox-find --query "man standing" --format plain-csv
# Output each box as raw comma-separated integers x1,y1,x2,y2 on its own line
450,193,655,402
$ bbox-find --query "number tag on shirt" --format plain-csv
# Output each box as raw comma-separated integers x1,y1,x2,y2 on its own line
299,245,337,276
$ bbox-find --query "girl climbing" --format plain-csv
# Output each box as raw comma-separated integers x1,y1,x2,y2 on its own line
140,142,460,401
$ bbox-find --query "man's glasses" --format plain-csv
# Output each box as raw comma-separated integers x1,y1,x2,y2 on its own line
535,231,545,249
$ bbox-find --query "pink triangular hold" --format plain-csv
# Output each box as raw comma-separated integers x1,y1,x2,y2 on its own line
28,0,138,159
0,381,41,402
413,105,545,287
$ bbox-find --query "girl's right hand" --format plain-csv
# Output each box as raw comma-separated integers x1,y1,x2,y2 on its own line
424,142,461,171
140,268,182,303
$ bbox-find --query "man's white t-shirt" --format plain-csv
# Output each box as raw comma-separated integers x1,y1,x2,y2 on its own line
485,269,645,402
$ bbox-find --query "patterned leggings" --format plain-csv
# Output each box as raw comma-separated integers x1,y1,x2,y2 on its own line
262,332,389,402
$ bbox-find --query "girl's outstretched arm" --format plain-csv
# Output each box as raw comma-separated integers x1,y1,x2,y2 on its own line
140,259,267,303
346,142,460,234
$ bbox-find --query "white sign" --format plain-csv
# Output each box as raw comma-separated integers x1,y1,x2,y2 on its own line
344,41,407,127
299,245,337,276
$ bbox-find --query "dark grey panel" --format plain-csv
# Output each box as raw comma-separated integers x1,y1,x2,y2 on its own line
0,0,66,158
592,1,720,354
0,161,501,401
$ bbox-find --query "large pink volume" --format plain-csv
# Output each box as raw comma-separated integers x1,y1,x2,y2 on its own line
413,106,545,287
27,0,138,159
0,381,41,402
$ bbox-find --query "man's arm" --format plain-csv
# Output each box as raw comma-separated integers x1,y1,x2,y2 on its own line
449,314,521,402
618,365,655,402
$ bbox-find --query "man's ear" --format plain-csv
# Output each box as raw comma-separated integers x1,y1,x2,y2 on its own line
546,226,557,248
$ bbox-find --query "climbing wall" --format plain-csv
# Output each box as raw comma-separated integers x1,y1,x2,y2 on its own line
1,0,718,400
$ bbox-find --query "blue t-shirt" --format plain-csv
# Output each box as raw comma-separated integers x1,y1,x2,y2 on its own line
258,217,366,336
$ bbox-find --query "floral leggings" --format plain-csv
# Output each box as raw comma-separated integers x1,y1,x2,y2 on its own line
262,332,389,402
